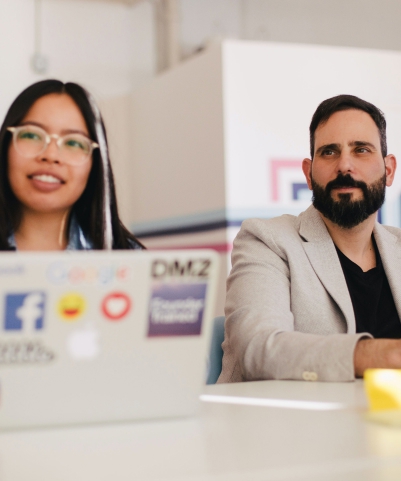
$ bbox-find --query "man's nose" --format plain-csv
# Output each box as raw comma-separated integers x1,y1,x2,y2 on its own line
336,151,354,173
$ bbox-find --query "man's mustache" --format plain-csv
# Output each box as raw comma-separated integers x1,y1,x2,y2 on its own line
325,174,367,193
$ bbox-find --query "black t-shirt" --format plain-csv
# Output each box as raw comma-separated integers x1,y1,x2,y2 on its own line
336,238,401,339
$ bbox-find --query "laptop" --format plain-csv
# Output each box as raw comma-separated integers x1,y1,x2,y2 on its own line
0,249,219,430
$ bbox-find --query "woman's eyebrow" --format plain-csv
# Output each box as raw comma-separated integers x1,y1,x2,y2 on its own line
18,120,90,138
19,120,45,128
62,128,91,138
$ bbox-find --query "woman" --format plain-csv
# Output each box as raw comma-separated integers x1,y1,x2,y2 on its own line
0,79,143,251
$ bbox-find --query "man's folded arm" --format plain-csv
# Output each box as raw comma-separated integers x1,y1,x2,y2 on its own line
354,338,401,377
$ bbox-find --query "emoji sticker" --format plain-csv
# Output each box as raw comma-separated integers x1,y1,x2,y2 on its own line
101,292,131,321
58,293,86,321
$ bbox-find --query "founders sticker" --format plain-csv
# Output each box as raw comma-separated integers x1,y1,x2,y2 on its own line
147,283,207,337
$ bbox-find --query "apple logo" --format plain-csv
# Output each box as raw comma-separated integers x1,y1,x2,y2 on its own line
67,326,100,360
101,292,131,321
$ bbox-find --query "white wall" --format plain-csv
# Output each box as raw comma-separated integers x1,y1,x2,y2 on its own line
42,0,154,97
0,0,154,118
0,0,39,121
241,0,401,50
180,0,241,57
130,44,226,224
180,0,401,56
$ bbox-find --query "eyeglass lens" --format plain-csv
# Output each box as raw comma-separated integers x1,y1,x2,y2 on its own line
13,125,92,164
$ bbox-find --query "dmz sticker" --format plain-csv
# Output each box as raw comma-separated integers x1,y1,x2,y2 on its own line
147,283,207,337
4,292,46,331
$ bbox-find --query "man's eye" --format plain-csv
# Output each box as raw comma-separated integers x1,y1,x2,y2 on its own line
321,149,335,156
356,147,369,153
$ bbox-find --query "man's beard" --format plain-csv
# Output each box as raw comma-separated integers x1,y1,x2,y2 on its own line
311,173,386,229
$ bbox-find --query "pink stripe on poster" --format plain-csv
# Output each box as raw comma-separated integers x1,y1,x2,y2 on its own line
147,243,233,253
270,159,303,201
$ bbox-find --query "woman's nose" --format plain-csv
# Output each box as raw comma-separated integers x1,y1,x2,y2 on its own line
40,138,61,164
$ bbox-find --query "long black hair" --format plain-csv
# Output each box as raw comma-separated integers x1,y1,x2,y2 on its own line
0,79,144,250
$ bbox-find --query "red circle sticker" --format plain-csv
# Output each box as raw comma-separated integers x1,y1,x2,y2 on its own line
101,292,132,321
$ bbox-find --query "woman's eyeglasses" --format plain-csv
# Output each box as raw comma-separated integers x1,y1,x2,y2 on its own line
7,125,99,165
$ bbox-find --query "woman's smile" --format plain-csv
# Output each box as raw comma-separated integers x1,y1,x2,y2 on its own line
28,170,66,192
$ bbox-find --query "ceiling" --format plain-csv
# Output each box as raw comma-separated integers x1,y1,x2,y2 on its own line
57,0,145,5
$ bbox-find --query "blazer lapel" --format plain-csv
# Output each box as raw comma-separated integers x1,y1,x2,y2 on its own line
299,206,356,333
374,223,401,321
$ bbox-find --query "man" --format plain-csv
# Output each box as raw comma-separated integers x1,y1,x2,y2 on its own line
219,94,401,383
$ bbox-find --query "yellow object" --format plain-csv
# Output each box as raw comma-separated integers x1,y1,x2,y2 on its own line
364,369,401,426
364,369,401,411
57,293,86,321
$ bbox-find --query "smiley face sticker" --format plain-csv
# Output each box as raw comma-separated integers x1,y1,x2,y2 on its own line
58,293,86,321
101,292,131,321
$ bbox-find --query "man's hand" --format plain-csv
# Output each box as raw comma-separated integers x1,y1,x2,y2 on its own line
354,339,401,377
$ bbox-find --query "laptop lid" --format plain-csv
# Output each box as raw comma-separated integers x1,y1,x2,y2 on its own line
0,249,219,430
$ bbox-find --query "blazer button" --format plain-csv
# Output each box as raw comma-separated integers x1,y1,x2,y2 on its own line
302,371,318,381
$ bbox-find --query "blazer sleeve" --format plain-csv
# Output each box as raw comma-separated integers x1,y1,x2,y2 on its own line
219,218,371,383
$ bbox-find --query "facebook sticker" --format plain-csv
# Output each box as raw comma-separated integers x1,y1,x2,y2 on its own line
4,292,46,331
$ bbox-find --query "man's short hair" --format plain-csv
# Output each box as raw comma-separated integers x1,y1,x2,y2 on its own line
309,94,387,159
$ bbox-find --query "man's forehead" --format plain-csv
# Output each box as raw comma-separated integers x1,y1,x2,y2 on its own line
315,109,380,145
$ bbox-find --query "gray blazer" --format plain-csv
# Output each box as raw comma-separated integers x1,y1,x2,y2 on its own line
218,205,401,383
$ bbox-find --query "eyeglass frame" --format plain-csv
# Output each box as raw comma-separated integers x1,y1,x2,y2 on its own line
6,125,99,164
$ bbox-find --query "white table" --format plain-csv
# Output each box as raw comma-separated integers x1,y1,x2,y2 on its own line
1,380,401,481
